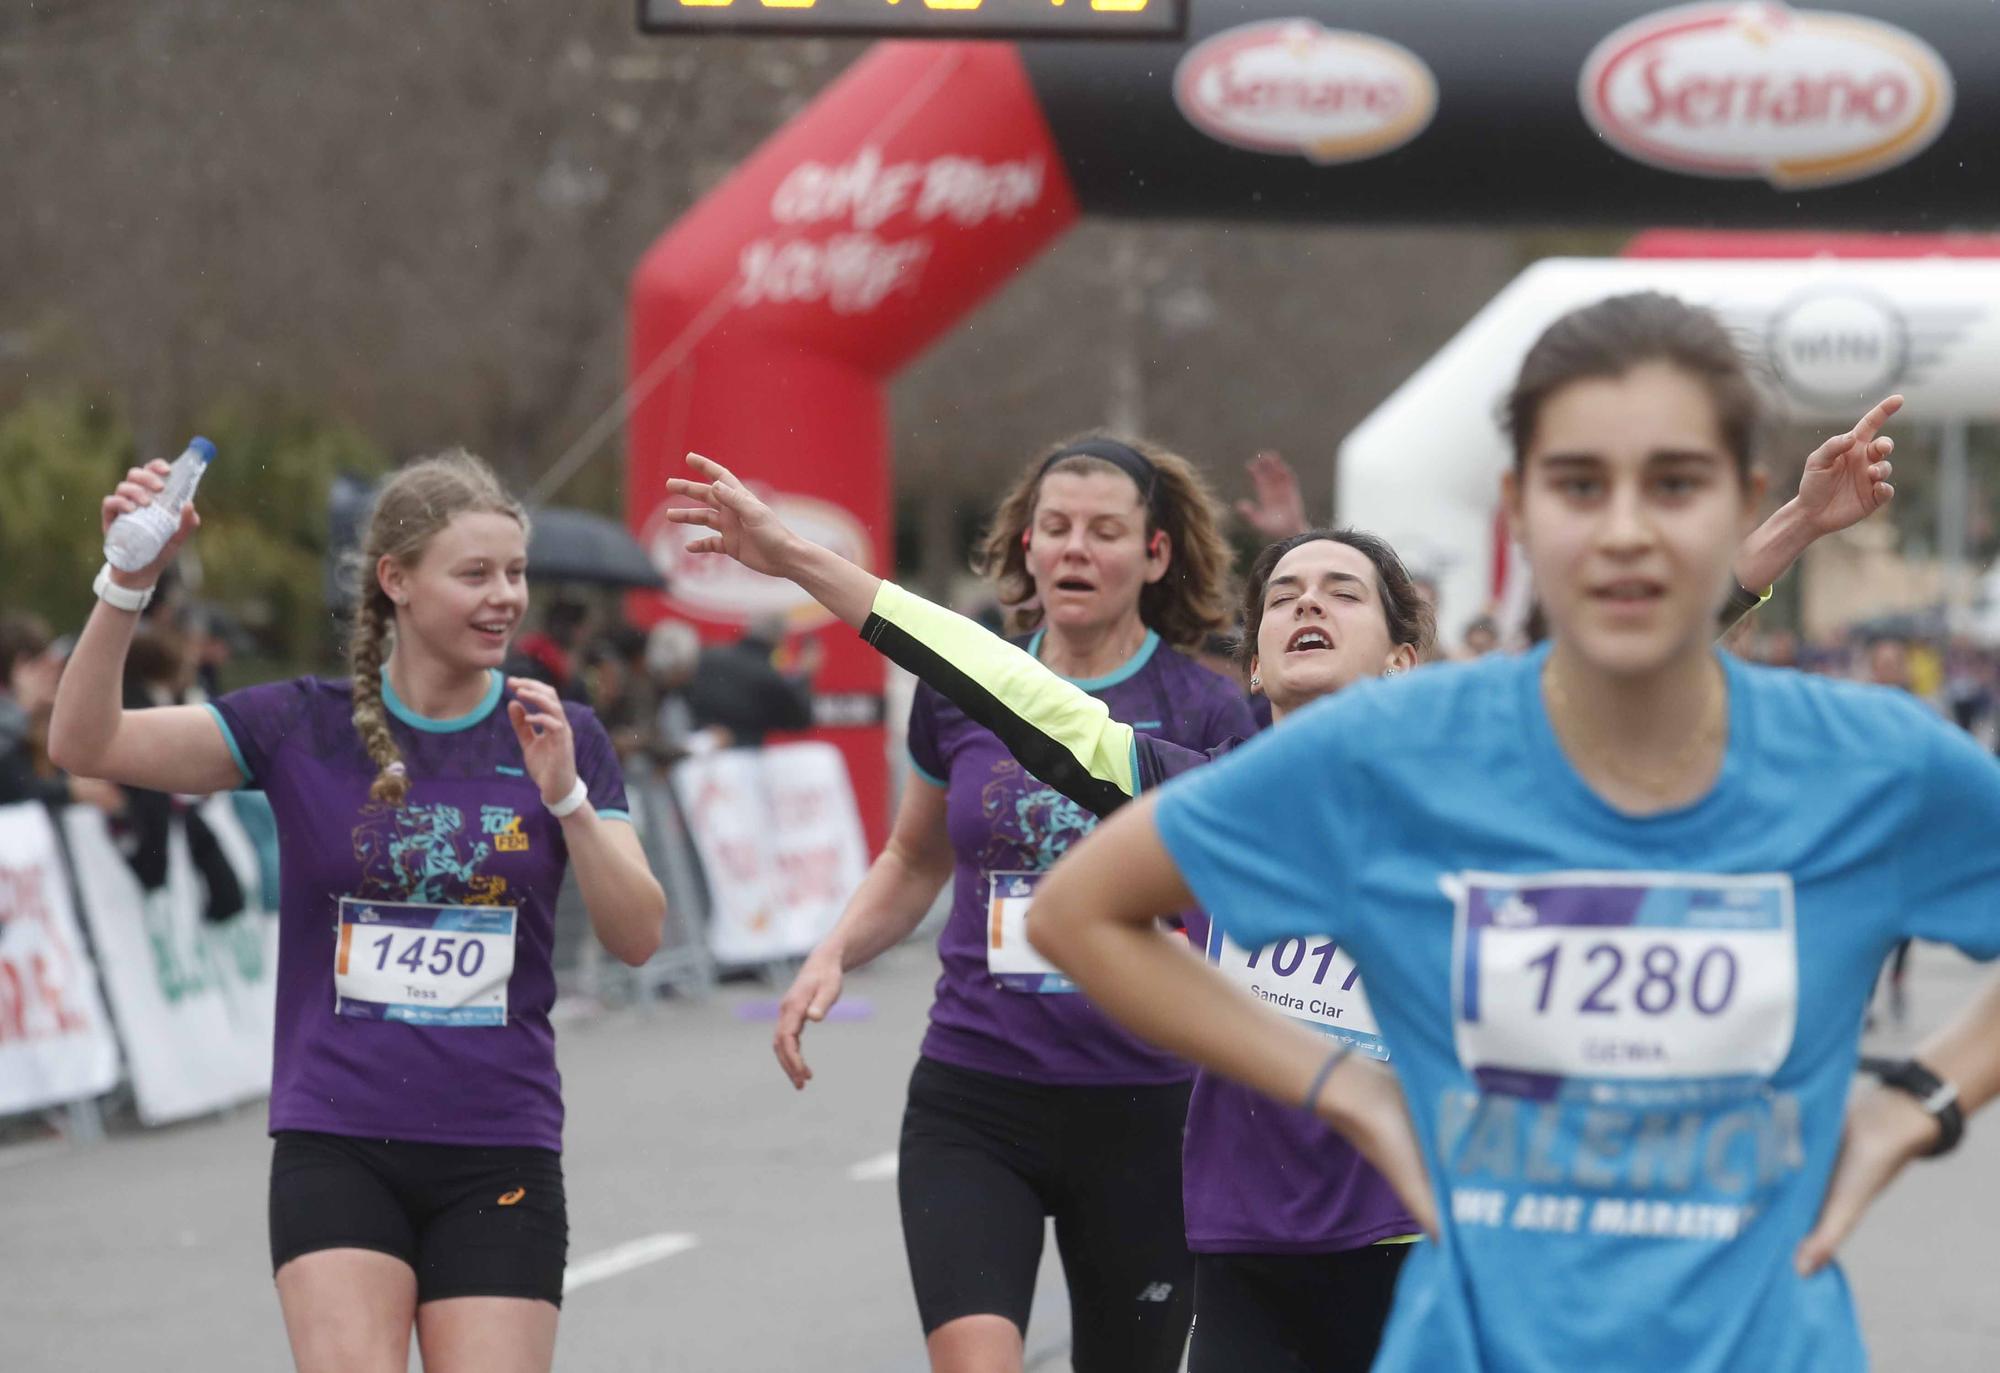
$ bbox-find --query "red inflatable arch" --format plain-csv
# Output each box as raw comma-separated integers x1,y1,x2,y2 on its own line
629,44,1078,848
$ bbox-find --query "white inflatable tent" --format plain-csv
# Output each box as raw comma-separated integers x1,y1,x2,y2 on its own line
1338,257,2000,642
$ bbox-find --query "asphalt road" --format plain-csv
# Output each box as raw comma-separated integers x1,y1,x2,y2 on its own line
4,941,1997,1370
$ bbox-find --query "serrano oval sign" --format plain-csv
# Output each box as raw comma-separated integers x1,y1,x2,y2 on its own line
1580,2,1954,190
1174,20,1437,166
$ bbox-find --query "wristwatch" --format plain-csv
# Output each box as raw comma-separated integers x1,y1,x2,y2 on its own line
1864,1056,1963,1157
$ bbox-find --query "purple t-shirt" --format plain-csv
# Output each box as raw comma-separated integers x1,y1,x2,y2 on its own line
208,670,628,1151
1135,730,1418,1252
907,630,1253,1084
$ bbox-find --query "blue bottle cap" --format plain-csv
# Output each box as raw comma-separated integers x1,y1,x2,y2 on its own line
188,436,217,463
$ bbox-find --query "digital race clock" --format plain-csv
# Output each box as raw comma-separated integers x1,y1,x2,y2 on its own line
637,0,1186,41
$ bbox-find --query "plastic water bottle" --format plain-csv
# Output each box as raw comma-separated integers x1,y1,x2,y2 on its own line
103,437,216,572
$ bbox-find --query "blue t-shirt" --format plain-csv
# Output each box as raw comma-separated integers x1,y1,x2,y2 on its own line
1154,645,2000,1373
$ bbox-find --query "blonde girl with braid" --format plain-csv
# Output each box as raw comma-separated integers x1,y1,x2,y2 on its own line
52,450,666,1373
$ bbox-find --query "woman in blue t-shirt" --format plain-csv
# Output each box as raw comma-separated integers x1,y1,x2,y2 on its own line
758,435,1251,1373
664,363,1897,1373
1027,292,2000,1372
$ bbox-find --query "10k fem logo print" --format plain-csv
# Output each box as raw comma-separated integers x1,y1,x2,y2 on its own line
1581,2,1955,189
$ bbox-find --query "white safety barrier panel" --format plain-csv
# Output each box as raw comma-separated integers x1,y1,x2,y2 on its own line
0,804,122,1116
65,800,278,1126
671,743,869,965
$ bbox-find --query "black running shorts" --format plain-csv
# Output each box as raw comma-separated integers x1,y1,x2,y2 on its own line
1186,1245,1411,1373
898,1056,1194,1372
269,1130,568,1306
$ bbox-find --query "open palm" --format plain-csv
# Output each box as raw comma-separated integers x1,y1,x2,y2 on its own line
664,453,798,577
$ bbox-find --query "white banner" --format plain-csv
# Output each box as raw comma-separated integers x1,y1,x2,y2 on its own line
672,743,868,964
66,798,278,1125
0,804,121,1116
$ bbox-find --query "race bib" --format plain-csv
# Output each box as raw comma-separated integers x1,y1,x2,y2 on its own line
334,897,516,1027
987,871,1074,994
1447,871,1797,1098
1207,927,1388,1060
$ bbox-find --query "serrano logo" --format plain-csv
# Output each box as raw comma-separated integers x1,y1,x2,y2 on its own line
1174,20,1437,165
1580,2,1954,189
646,489,873,628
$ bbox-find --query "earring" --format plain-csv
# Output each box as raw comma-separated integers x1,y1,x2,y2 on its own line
1249,674,1261,691
1384,666,1402,677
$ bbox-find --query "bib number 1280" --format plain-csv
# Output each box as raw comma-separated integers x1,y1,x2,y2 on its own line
1525,940,1739,1018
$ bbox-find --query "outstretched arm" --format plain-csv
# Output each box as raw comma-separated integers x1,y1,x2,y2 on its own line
1724,395,1900,631
666,453,1163,817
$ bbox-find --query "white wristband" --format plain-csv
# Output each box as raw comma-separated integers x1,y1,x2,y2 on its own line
545,776,589,818
93,564,155,613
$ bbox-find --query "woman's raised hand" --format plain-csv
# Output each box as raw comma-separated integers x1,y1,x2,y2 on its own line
100,459,200,587
664,453,801,579
1794,395,1900,538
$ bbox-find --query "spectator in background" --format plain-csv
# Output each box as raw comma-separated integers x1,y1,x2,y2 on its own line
0,612,124,813
508,596,592,700
113,624,244,923
1458,615,1500,659
583,625,652,758
687,613,818,748
644,620,704,760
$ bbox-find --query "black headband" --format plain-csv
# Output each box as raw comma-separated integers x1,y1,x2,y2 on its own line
1036,439,1163,520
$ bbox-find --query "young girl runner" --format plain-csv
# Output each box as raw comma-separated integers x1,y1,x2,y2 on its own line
50,451,666,1373
663,370,1895,1372
1026,292,1995,1372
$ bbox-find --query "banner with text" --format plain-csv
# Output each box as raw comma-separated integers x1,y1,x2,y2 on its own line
0,804,122,1116
65,799,279,1126
671,743,869,964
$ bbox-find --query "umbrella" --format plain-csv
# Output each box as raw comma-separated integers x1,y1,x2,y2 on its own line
324,475,666,599
522,506,666,590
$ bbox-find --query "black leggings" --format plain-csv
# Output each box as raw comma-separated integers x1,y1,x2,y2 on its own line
898,1056,1193,1372
1187,1247,1411,1373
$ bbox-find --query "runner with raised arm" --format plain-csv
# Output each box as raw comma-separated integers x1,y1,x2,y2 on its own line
1026,293,1987,1372
49,451,665,1373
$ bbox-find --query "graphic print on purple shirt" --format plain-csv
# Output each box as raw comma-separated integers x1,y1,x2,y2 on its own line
905,629,1254,1084
207,671,627,1151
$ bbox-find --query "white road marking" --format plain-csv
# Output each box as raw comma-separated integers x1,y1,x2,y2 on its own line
847,1150,898,1182
563,1232,700,1294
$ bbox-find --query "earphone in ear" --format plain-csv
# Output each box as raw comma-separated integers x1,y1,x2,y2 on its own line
1020,528,1032,551
1148,531,1166,557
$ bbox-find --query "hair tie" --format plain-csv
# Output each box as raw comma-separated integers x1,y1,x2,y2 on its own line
385,762,407,778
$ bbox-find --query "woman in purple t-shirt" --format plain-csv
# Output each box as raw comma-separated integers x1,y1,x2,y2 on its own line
757,435,1250,1373
50,451,666,1373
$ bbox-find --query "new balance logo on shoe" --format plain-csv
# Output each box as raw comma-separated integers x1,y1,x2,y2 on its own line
1135,1283,1175,1303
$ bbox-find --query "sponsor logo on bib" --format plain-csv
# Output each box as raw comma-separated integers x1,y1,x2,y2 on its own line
1174,20,1437,165
1580,2,1954,189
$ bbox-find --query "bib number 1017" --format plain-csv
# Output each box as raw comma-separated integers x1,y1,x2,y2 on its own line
1245,937,1363,992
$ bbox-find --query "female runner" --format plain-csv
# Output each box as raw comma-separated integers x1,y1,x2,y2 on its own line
663,358,1895,1372
1027,292,1995,1372
50,451,666,1373
757,435,1251,1372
